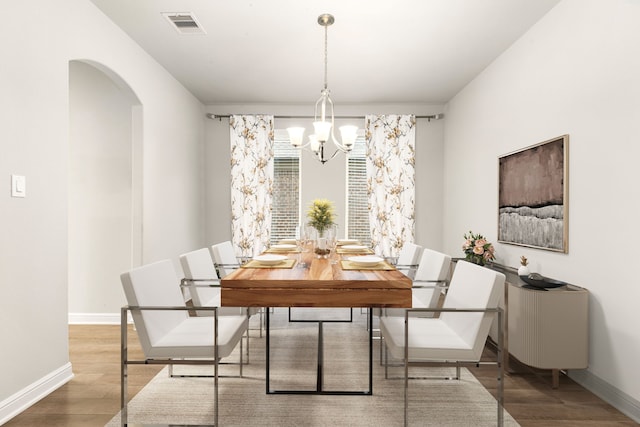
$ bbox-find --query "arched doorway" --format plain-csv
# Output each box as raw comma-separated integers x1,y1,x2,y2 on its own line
68,60,142,323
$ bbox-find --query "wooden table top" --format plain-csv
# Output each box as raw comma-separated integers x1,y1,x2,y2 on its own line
221,252,412,308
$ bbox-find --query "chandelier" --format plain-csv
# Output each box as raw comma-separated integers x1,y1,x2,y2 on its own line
287,14,358,164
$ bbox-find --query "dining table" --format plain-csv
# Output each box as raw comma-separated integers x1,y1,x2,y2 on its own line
220,248,412,395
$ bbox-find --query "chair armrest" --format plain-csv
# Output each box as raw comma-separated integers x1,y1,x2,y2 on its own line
395,264,420,279
123,304,219,313
394,263,419,269
381,305,501,318
410,279,449,289
214,262,243,269
404,307,503,315
180,278,222,288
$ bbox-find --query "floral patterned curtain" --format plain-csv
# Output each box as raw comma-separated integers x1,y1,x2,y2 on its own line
230,115,274,257
365,114,416,257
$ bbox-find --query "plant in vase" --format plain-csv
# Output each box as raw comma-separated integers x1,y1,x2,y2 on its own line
462,231,495,266
306,199,336,257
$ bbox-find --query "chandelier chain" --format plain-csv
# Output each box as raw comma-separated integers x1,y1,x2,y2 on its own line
323,23,328,90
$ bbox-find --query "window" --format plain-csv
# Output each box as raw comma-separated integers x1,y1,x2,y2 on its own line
270,129,370,246
346,132,371,246
271,130,300,244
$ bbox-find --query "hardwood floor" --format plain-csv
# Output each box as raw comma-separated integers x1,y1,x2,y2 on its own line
471,345,638,426
4,325,163,427
4,324,638,426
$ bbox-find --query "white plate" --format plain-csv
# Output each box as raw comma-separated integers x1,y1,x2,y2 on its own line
278,239,297,245
270,244,297,251
253,254,288,265
337,239,359,245
341,245,368,251
348,255,384,267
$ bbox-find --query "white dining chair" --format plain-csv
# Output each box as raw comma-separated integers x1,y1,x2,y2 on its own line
211,240,264,335
180,247,252,361
380,260,505,426
367,242,424,328
395,242,423,279
120,259,249,426
385,248,452,318
211,240,241,278
179,247,245,316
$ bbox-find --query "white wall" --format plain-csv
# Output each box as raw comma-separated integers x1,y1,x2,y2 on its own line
0,0,204,421
204,103,445,250
442,0,640,419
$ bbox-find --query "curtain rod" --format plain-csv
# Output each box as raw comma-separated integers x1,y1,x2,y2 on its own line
206,113,444,121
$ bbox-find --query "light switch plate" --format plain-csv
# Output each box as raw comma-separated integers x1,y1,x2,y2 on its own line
11,175,26,198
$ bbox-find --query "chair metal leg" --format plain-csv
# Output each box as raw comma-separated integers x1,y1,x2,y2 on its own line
393,307,504,426
384,339,389,380
497,309,504,427
121,307,222,426
238,328,243,378
214,311,219,427
120,308,128,427
404,311,409,427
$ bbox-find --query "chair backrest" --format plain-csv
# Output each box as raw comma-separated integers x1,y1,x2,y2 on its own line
441,261,505,357
396,242,423,277
120,260,188,357
414,248,451,282
412,248,452,307
211,241,239,278
179,248,219,307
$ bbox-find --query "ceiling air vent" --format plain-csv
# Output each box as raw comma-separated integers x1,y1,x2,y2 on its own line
162,12,206,35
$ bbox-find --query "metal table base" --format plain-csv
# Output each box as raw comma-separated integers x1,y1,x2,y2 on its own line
266,308,373,395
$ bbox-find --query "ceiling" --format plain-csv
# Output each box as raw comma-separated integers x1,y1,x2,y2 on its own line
89,0,560,105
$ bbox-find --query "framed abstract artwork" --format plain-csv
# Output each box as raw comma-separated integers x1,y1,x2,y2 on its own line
498,135,569,253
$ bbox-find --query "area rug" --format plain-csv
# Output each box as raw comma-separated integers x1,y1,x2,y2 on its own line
107,308,519,426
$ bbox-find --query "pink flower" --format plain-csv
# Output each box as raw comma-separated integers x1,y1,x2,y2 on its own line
462,231,496,264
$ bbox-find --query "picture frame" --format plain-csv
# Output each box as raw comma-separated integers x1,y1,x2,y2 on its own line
498,135,569,253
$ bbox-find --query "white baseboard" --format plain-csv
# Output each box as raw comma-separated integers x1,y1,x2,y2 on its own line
569,370,640,423
68,312,126,324
0,363,73,425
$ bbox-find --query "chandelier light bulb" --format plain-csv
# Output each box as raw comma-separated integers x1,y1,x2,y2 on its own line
287,127,305,146
313,121,332,142
309,135,321,153
339,125,358,148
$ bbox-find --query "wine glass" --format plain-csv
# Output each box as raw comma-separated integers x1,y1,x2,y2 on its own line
295,225,306,268
327,225,338,264
303,223,314,253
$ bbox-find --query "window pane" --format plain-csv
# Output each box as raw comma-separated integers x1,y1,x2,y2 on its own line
271,131,300,244
347,134,371,246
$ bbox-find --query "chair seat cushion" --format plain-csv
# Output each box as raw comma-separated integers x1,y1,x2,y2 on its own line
148,315,248,359
380,316,479,362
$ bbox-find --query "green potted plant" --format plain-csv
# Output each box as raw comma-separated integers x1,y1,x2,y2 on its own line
307,199,336,257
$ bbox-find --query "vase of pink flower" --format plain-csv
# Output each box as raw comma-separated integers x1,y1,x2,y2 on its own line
462,231,496,266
